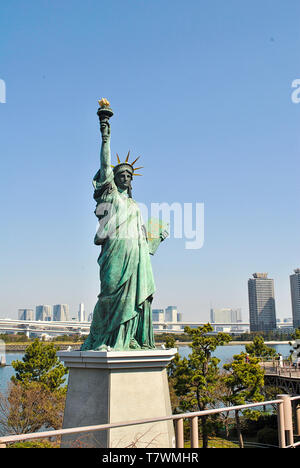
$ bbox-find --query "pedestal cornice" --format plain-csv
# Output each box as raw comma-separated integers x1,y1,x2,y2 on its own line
57,348,177,369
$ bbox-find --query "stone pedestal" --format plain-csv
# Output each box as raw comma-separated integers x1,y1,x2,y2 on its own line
58,349,177,448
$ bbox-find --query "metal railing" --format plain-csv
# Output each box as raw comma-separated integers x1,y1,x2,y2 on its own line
262,363,300,379
1,394,300,448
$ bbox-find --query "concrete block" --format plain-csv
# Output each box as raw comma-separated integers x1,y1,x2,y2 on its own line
58,349,177,448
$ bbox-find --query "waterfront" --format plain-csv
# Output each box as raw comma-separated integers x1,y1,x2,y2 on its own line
0,352,23,394
0,343,292,394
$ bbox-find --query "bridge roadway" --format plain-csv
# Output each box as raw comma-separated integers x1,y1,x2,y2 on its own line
0,318,251,337
263,362,300,395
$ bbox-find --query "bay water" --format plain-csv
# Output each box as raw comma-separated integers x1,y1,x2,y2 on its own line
0,343,291,394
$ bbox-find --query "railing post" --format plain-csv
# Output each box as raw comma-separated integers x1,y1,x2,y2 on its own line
190,416,199,448
277,394,294,447
277,398,286,448
175,418,184,448
294,400,300,436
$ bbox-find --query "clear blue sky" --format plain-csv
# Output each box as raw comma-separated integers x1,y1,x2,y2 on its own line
0,0,299,321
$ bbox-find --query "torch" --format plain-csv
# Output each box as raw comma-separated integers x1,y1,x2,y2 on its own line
97,98,114,131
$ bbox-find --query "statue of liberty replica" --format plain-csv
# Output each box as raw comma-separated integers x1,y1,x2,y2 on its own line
81,98,167,352
59,100,175,448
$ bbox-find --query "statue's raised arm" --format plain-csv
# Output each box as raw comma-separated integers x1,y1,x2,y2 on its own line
97,98,113,182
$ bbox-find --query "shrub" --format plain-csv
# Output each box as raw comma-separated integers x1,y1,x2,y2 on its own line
8,440,58,448
0,382,66,435
11,339,68,391
257,427,278,446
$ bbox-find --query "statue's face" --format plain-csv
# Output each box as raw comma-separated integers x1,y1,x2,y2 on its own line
114,170,132,190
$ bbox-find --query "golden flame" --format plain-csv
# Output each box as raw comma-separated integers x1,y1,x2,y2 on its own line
98,98,110,108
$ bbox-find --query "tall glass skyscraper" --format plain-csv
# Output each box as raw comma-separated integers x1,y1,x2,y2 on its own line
290,269,300,329
36,305,52,321
248,273,277,332
53,304,70,321
18,309,34,321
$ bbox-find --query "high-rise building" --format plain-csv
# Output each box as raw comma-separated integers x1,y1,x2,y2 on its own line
18,309,34,321
210,308,230,323
53,304,70,322
231,308,242,323
290,269,300,329
165,306,178,323
165,306,182,330
78,303,86,322
36,305,52,321
177,312,183,322
210,308,242,323
152,309,164,322
152,309,164,330
248,273,277,332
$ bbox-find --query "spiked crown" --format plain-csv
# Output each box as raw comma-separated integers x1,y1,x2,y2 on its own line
111,151,143,177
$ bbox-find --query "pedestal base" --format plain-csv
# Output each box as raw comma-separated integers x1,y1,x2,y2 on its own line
58,349,177,448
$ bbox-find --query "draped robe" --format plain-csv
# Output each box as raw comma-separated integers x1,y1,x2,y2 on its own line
81,169,156,351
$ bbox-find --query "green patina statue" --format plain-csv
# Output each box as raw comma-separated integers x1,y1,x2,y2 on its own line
81,99,168,351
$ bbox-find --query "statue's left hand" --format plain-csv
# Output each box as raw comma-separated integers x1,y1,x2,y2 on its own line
160,230,169,242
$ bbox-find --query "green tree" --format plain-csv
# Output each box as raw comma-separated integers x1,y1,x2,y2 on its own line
291,328,300,340
223,352,265,448
0,333,29,343
168,324,231,448
3,340,68,435
0,381,65,436
163,335,182,413
245,335,277,359
11,339,68,391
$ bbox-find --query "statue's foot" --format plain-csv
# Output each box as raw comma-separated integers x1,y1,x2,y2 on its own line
141,344,156,350
129,339,141,350
95,344,112,351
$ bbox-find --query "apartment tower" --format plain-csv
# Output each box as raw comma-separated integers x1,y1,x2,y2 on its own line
290,269,300,329
53,304,70,322
248,273,277,332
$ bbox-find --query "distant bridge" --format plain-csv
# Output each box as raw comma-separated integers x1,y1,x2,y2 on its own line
0,318,292,338
0,318,252,337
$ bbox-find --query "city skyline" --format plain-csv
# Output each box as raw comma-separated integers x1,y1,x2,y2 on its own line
8,276,298,325
0,1,299,322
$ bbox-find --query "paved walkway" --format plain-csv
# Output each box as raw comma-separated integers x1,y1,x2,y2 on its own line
262,361,300,378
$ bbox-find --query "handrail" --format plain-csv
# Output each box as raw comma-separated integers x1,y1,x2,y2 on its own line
0,398,287,446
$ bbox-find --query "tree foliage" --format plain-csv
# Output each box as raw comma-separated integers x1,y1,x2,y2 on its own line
0,382,65,436
291,328,300,340
166,324,231,448
0,333,30,343
245,335,277,359
169,325,231,410
11,338,68,391
0,340,68,436
222,352,265,447
165,328,276,447
223,352,265,405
